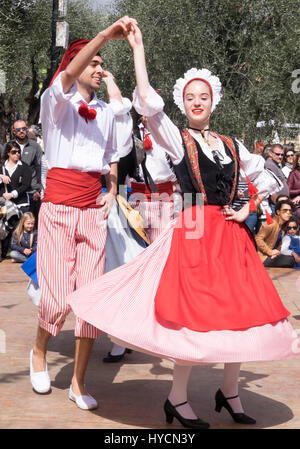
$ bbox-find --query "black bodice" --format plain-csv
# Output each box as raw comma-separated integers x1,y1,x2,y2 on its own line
174,139,239,206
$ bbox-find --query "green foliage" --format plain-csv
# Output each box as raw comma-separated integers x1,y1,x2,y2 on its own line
104,0,300,147
0,0,299,146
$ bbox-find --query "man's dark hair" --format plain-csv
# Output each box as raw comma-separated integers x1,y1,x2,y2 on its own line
275,199,294,214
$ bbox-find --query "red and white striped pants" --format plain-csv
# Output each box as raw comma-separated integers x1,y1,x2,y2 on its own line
130,200,174,244
37,202,107,338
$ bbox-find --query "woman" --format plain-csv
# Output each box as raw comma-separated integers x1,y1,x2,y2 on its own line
282,145,295,179
68,25,299,428
287,152,300,219
0,140,32,259
0,140,32,213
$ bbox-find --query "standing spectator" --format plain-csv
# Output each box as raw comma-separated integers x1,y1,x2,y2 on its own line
264,144,289,214
255,199,295,267
0,140,32,258
282,145,295,179
10,212,37,263
287,152,300,220
12,120,43,221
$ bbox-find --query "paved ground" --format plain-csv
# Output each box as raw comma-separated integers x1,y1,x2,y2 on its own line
0,258,300,430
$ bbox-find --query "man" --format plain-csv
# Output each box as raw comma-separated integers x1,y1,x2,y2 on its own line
265,144,289,212
12,119,43,220
30,16,137,409
255,199,295,267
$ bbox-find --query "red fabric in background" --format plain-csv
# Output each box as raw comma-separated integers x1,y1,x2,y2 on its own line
155,205,290,332
42,167,102,209
131,181,174,201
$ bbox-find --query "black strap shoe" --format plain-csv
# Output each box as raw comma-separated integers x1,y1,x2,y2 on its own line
102,348,132,363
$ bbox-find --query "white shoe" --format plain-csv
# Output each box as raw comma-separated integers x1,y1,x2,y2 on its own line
29,349,51,394
69,385,98,410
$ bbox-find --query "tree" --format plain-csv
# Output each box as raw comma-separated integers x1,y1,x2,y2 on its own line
103,0,300,148
0,0,108,141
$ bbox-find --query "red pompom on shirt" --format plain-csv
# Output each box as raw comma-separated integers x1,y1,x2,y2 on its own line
78,104,97,123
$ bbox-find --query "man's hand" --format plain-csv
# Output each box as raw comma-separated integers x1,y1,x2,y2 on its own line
96,191,115,219
271,249,280,259
101,16,137,41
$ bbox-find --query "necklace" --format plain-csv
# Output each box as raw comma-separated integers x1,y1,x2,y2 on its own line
188,127,224,168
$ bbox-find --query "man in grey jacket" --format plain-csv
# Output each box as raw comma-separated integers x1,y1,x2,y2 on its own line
265,144,289,213
12,120,43,220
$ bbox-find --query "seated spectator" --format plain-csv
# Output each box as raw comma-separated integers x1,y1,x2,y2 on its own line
282,145,295,179
0,140,32,258
255,199,295,268
281,217,300,268
10,212,37,263
287,152,300,220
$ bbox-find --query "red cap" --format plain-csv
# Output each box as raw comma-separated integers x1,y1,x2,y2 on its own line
50,39,90,86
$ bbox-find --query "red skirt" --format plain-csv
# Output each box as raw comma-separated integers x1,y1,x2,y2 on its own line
155,205,290,332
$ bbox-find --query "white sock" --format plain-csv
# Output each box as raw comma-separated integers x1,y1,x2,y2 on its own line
110,344,126,356
220,363,244,413
168,364,198,420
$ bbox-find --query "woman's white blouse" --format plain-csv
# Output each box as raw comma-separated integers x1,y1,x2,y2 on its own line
132,86,282,197
40,72,119,174
108,97,133,159
136,124,176,184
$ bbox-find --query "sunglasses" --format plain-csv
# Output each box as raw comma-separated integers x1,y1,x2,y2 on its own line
14,127,27,132
286,154,294,157
10,150,21,155
287,226,298,230
281,209,292,214
273,152,284,157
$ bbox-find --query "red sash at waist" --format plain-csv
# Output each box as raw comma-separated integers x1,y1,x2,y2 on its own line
130,181,174,202
43,168,102,209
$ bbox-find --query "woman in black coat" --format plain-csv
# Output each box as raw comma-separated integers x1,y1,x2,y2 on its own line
0,140,32,213
0,140,32,260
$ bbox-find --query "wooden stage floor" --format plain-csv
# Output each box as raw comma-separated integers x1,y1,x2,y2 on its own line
0,259,300,430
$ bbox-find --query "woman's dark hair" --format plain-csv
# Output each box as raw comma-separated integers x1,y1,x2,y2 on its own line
275,199,294,214
2,140,21,163
282,216,300,234
292,152,300,170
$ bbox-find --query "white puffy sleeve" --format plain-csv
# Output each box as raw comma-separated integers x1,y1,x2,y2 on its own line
236,139,282,197
281,235,292,255
132,86,184,164
108,98,133,158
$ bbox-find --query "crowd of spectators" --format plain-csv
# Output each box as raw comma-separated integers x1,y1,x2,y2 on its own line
0,122,300,271
0,120,42,262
